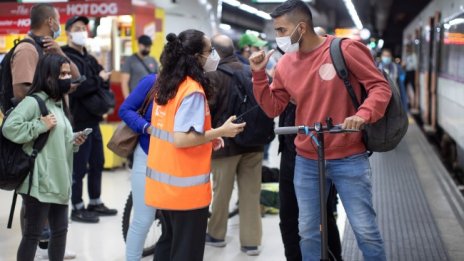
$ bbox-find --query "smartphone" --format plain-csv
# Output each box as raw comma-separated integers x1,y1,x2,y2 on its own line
72,75,87,84
82,128,93,136
232,105,260,124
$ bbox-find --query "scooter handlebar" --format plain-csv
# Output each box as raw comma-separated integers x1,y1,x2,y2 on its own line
274,124,360,135
274,126,305,135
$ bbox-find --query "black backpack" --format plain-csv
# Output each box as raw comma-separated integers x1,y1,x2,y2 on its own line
217,64,275,147
0,94,50,228
329,38,408,152
0,38,42,114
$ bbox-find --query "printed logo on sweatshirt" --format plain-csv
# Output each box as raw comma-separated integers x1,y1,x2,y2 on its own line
319,63,336,81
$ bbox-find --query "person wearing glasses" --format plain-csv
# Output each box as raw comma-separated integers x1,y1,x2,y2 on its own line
145,30,246,261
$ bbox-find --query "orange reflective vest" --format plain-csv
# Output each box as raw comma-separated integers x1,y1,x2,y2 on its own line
145,76,212,210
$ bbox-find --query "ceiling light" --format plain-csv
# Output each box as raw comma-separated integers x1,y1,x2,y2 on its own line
239,4,258,13
222,0,271,21
256,10,271,20
378,39,384,49
220,23,232,30
222,0,241,7
449,18,464,26
360,28,371,40
343,0,363,30
252,0,312,2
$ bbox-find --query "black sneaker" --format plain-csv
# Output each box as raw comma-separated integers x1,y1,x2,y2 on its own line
87,203,118,216
71,209,99,223
205,233,226,247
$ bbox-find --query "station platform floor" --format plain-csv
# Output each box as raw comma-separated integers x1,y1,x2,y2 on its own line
1,119,464,260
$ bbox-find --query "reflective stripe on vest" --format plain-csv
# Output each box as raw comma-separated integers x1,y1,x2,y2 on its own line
146,168,210,187
150,126,174,144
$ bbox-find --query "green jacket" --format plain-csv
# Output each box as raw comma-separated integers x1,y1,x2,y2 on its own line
2,91,76,205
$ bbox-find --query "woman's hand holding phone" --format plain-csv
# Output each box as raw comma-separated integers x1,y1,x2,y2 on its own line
73,128,92,145
219,116,246,138
73,132,87,145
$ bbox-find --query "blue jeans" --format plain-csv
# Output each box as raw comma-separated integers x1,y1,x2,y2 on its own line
294,153,386,261
125,144,157,261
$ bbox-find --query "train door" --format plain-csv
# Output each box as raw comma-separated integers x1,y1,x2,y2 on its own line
418,18,433,128
414,28,421,113
430,12,442,132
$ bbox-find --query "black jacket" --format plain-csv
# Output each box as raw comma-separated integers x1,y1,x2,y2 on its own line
62,45,109,130
206,55,263,159
278,103,297,154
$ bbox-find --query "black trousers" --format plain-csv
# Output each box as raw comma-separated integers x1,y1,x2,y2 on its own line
154,207,209,261
17,194,68,261
72,124,104,207
279,146,342,261
405,70,416,92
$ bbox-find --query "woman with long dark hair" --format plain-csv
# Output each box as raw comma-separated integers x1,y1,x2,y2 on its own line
145,29,245,261
2,53,87,261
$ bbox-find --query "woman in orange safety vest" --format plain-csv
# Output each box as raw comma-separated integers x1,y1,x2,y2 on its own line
145,30,246,261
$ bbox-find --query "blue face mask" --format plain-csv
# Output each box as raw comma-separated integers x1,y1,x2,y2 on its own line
51,19,61,39
381,57,392,65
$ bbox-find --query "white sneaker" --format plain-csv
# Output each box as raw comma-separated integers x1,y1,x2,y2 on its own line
34,248,48,260
64,249,76,259
34,247,76,260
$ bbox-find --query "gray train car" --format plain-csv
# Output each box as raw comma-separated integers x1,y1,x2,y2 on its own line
403,0,464,178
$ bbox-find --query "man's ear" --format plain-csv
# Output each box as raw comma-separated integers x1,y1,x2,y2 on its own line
300,22,308,35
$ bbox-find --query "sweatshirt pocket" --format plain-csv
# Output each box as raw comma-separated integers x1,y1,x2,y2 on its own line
38,156,71,195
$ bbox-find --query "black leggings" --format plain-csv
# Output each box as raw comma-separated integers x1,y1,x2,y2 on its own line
17,194,69,261
405,70,416,92
154,207,209,261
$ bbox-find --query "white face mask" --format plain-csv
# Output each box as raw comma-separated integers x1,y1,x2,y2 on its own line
51,19,61,39
70,31,88,46
203,49,220,72
275,23,303,53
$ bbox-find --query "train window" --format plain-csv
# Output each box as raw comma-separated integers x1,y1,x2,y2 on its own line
441,13,464,81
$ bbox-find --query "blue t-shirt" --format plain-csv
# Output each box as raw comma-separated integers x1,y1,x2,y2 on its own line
119,77,206,154
174,93,206,133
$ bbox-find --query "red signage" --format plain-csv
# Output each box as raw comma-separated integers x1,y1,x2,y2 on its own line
0,1,133,34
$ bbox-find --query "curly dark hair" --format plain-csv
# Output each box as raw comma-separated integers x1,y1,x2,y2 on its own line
154,29,212,105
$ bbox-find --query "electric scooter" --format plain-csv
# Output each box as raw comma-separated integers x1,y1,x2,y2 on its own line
275,117,359,261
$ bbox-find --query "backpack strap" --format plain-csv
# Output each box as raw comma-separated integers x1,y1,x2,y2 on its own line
14,38,44,59
134,54,153,74
29,94,50,155
329,38,372,155
329,38,361,110
217,64,250,96
217,64,234,77
217,64,244,98
27,94,50,194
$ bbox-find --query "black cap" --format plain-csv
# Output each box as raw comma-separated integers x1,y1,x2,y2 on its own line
138,35,152,46
65,16,89,31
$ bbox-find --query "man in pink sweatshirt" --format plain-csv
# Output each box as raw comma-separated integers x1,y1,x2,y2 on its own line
249,1,391,260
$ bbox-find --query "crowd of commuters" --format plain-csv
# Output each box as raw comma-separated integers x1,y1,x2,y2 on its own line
0,0,418,260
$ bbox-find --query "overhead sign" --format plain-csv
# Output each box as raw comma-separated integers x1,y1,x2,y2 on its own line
0,1,132,34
